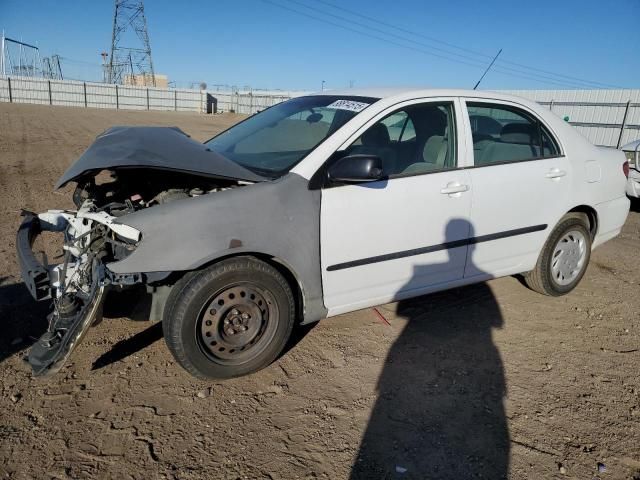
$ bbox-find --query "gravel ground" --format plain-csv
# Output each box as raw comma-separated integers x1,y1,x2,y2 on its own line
0,103,639,480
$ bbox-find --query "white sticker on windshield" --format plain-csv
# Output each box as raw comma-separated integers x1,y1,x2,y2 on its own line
326,99,370,113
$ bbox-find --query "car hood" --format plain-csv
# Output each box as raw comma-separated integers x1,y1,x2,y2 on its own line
55,126,264,189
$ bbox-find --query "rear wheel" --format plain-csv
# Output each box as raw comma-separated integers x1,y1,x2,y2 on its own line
163,257,295,379
524,213,592,296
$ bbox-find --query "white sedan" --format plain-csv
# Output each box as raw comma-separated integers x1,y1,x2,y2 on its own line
19,88,630,378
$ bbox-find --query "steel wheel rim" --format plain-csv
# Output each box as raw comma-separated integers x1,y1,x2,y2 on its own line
551,229,587,286
197,283,279,365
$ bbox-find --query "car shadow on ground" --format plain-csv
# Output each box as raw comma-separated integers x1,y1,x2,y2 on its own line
0,277,50,365
92,286,317,370
1,274,318,372
351,220,510,479
630,196,640,213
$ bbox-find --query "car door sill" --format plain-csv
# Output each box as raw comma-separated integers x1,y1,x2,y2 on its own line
325,272,496,317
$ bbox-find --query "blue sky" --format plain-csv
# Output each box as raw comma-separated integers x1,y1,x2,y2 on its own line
1,0,638,91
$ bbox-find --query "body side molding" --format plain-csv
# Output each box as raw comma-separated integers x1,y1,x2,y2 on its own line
327,224,548,271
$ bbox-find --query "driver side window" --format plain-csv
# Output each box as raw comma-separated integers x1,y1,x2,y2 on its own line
343,102,456,178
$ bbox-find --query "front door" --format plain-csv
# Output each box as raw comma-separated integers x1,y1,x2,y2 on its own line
320,99,473,315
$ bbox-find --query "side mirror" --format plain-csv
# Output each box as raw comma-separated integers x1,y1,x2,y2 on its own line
327,154,384,183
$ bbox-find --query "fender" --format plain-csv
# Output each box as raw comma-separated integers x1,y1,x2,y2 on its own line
108,173,328,323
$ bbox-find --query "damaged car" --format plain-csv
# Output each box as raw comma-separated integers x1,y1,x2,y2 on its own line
18,89,630,379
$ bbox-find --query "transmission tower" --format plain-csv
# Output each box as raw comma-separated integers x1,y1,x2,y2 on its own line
42,55,63,80
107,0,155,86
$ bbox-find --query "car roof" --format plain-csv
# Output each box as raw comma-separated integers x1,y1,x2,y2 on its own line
305,87,536,106
309,87,540,111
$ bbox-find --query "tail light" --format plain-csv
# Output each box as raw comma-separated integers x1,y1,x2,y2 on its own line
623,161,630,178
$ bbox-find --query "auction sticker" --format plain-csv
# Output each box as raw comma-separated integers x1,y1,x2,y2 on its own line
326,99,370,112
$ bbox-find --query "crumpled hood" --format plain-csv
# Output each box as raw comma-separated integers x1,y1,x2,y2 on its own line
55,126,264,189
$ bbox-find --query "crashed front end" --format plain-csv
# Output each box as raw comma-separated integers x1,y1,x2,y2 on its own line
16,126,262,377
17,201,141,376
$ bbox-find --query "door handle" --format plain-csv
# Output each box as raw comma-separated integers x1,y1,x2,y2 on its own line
440,183,470,195
545,168,567,179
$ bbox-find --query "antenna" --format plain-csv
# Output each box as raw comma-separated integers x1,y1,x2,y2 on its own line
473,48,502,90
108,0,155,86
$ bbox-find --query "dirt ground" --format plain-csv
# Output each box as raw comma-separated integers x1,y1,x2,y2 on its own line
0,103,639,480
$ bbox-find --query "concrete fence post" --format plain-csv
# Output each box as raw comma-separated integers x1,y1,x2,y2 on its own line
7,76,12,103
146,88,150,110
83,82,87,108
115,85,119,109
174,90,178,111
617,100,631,149
48,80,52,105
549,100,554,111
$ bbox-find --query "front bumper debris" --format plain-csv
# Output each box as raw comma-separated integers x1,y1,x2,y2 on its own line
17,213,52,301
16,207,138,377
29,284,106,377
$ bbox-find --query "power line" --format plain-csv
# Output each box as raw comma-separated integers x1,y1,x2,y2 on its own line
312,0,621,89
289,0,621,88
284,0,498,67
284,0,605,88
263,0,580,88
263,1,488,67
273,0,620,89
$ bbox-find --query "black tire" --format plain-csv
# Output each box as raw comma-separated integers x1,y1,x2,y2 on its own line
524,213,592,296
163,256,295,379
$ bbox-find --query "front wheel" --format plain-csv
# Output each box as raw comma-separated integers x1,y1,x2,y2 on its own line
163,257,295,379
524,213,592,296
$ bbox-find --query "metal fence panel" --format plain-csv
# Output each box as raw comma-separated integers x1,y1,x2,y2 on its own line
502,89,640,147
0,75,208,113
1,77,638,148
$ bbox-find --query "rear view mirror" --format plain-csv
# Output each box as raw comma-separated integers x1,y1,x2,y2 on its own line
306,113,323,123
328,154,384,183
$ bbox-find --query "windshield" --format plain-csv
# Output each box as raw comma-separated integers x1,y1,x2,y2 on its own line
205,95,378,177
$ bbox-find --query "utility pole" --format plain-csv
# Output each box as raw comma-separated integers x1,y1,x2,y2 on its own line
128,52,135,85
1,30,5,76
108,0,155,86
100,52,109,83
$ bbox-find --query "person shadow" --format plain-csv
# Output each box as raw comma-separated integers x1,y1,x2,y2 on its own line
351,219,509,479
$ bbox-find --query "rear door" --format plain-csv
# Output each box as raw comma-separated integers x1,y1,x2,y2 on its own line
462,100,571,277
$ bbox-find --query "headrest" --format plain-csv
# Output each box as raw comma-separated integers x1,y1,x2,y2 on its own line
361,123,390,146
500,122,537,144
470,115,502,136
412,107,446,136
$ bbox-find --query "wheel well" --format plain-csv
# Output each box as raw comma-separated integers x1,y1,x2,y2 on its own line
194,252,305,323
568,205,598,239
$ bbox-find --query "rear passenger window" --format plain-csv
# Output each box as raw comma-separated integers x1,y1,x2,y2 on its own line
343,102,456,178
467,103,560,166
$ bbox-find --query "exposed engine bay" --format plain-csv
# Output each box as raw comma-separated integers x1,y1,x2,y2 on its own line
19,168,246,376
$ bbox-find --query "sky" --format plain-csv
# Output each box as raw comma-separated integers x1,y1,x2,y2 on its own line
1,0,638,92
